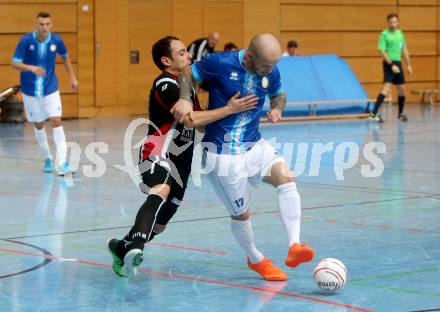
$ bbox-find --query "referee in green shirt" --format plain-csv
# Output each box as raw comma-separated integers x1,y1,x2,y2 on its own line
370,13,413,122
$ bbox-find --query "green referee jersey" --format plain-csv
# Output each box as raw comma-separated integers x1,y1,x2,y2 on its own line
378,29,406,61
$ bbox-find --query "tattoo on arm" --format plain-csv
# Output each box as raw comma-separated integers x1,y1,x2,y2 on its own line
178,72,193,103
270,92,286,111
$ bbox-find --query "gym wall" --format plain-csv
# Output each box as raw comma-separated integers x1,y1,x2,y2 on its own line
0,0,438,118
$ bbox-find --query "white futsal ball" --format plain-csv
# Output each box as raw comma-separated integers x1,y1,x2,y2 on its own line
313,258,347,291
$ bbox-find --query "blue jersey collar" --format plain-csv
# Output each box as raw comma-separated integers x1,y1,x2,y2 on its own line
238,49,250,72
33,31,52,44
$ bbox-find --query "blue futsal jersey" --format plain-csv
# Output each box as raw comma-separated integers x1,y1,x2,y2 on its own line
12,32,68,97
192,49,283,154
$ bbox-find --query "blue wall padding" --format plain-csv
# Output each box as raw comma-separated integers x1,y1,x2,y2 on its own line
263,54,370,117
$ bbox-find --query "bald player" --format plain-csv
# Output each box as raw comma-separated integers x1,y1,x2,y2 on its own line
175,34,315,281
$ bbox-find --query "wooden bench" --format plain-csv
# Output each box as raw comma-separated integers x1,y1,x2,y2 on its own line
411,89,439,107
0,87,16,120
0,86,24,122
262,99,375,122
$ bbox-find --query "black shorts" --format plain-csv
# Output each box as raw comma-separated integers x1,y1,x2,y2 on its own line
138,157,189,225
383,61,405,85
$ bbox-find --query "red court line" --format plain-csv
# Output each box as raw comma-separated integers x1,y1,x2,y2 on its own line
0,191,16,196
299,215,436,236
375,225,392,229
406,228,423,233
351,222,365,227
0,247,372,312
147,242,227,255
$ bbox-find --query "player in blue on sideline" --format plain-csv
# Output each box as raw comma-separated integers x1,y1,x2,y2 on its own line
11,11,78,175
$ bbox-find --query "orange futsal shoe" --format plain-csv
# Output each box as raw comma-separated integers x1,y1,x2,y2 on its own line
285,242,315,268
247,258,288,281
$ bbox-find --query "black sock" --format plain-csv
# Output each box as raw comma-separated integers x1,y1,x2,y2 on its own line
122,228,135,243
117,227,158,258
115,228,136,258
115,238,128,258
372,93,386,115
130,194,165,251
398,96,405,116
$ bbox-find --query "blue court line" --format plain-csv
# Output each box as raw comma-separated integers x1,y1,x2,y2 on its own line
299,182,440,196
350,281,440,297
351,267,440,283
2,192,439,242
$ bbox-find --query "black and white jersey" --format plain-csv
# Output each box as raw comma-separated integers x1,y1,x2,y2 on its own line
139,71,201,182
188,37,214,61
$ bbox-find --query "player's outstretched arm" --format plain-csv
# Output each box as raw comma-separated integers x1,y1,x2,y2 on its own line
183,92,257,128
267,92,286,123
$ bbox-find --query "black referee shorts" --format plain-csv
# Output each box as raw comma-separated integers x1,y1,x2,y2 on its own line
383,61,405,85
138,157,189,225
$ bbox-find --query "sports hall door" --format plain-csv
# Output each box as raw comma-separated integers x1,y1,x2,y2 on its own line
128,0,173,115
94,0,172,115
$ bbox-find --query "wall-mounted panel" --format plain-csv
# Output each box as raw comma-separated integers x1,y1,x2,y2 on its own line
203,1,244,48
281,0,396,4
56,63,78,94
0,4,76,33
172,0,203,45
398,6,437,30
399,0,437,5
244,0,279,44
62,94,78,118
129,0,172,115
281,5,396,31
77,0,94,109
280,31,342,55
0,0,75,2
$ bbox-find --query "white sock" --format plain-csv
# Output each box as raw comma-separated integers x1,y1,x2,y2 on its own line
230,218,264,264
34,127,52,159
53,126,67,167
277,182,301,247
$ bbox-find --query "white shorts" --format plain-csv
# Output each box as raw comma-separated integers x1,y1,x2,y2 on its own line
203,138,285,216
22,91,62,123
